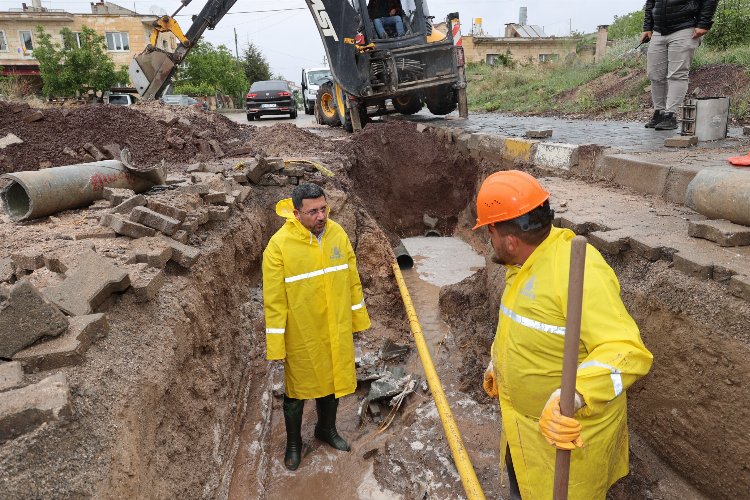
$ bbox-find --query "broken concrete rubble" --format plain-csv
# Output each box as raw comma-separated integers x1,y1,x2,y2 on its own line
103,187,136,206
159,236,201,268
13,313,108,373
43,251,130,316
0,281,68,358
0,372,72,444
104,214,157,238
688,219,750,247
0,361,24,391
111,194,148,216
126,263,165,303
147,200,187,222
130,206,181,236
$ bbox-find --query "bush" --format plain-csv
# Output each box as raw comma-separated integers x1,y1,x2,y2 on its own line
704,0,750,50
609,10,645,40
173,82,215,97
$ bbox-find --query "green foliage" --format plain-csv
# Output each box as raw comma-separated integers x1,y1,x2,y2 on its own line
173,82,215,96
241,43,271,84
33,26,128,98
174,42,248,98
608,10,645,40
704,0,750,50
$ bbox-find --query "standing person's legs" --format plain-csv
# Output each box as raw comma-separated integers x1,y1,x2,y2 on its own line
646,32,669,112
381,16,405,37
283,395,305,470
506,447,522,500
665,28,700,114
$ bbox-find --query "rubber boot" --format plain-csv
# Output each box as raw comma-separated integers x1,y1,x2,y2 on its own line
314,394,350,451
645,109,663,128
283,395,304,471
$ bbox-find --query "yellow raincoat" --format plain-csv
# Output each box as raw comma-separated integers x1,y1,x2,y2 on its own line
263,198,371,400
491,226,653,499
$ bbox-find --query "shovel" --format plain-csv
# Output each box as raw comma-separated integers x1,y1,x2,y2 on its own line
553,236,587,500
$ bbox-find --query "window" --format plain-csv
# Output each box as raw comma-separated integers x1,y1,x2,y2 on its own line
64,32,83,49
0,31,7,51
486,54,500,65
105,32,129,52
538,53,559,63
19,30,33,53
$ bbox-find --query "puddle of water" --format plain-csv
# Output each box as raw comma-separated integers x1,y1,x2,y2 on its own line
401,237,485,287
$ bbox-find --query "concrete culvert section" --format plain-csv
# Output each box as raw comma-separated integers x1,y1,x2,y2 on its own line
1,99,748,500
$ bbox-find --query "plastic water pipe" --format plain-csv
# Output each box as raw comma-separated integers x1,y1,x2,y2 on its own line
391,262,486,500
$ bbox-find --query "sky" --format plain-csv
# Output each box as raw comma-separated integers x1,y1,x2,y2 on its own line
1,0,648,81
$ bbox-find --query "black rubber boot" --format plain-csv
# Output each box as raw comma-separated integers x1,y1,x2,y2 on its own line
654,111,678,130
645,109,663,128
283,395,304,471
314,394,350,451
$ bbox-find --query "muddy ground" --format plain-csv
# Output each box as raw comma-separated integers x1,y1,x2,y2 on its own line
0,101,745,499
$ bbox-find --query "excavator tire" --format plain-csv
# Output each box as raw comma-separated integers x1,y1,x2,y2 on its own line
316,81,341,127
392,93,423,115
425,84,458,116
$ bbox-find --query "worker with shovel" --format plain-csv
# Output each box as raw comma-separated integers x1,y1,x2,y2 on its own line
263,183,371,471
476,171,653,499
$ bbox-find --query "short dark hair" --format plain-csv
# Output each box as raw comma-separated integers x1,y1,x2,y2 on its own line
492,200,554,246
291,183,326,209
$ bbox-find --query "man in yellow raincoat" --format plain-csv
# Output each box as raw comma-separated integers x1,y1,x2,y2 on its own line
475,171,653,499
263,183,371,471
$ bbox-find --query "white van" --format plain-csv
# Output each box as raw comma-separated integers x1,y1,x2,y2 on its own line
301,67,331,115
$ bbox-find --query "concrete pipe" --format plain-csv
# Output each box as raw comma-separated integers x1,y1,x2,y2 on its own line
394,242,414,269
1,160,158,222
685,167,750,226
425,229,442,237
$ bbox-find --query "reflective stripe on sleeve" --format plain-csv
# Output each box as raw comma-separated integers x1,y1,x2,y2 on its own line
266,328,285,334
578,360,623,397
284,264,349,283
351,300,365,311
500,304,566,337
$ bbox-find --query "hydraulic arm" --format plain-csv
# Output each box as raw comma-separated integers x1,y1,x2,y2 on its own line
129,0,238,99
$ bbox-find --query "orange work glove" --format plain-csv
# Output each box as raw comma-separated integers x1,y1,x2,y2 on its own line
538,389,585,450
483,361,498,398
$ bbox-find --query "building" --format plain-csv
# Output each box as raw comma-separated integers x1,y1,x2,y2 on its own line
0,1,177,83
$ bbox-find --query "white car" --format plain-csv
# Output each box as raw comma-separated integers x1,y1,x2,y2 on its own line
301,67,331,115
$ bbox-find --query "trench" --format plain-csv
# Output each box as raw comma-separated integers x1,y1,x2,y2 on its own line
78,122,743,499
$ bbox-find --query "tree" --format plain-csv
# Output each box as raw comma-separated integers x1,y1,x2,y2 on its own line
33,26,128,97
704,0,750,50
241,43,271,84
173,41,248,97
608,10,645,40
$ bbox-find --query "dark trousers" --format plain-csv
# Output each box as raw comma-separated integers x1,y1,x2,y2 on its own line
507,447,522,500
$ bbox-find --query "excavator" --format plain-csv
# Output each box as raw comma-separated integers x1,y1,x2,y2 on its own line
129,0,468,132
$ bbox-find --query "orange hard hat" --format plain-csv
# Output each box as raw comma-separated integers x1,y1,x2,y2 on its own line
472,170,550,230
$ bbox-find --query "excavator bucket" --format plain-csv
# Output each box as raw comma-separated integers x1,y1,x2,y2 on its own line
129,48,176,100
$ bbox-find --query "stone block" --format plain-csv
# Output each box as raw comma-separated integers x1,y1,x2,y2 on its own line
186,162,205,173
280,166,305,178
126,264,165,303
181,211,210,234
43,252,130,316
111,194,147,214
177,117,192,129
688,219,750,247
160,237,201,268
233,186,251,204
43,244,95,274
165,175,188,185
167,135,185,149
533,143,579,171
0,362,24,391
525,129,553,139
83,143,107,161
159,115,178,126
229,146,254,157
147,200,187,222
208,140,225,156
172,230,189,244
503,138,536,163
672,252,713,280
107,214,156,238
208,205,231,221
11,250,44,271
423,213,438,229
285,177,298,186
103,183,131,205
664,135,698,148
100,143,121,160
0,281,68,358
415,123,428,133
729,275,750,301
0,133,23,149
0,372,72,444
130,206,181,236
246,158,274,184
231,172,249,184
587,230,629,256
13,314,108,373
203,191,227,204
596,154,670,197
130,237,173,269
0,257,15,282
195,139,212,156
628,235,663,262
742,126,749,136
179,183,210,196
23,110,44,123
191,172,216,184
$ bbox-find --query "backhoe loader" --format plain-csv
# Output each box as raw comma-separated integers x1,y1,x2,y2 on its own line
128,0,467,132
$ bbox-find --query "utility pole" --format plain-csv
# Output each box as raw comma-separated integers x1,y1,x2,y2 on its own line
234,28,239,59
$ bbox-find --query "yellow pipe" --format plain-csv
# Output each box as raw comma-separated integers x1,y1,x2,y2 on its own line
391,262,486,500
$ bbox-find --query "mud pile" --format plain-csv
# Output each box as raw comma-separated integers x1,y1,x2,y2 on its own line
0,101,250,174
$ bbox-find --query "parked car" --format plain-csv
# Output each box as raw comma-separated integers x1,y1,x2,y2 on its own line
107,93,137,106
161,94,208,110
246,80,297,121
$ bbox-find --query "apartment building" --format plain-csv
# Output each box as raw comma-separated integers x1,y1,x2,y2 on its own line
0,1,176,82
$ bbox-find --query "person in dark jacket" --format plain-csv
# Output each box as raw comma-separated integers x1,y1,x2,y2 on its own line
642,0,719,130
368,0,405,38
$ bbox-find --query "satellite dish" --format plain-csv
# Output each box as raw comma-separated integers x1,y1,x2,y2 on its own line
150,6,168,16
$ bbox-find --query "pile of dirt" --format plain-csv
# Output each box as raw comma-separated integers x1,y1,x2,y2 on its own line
0,102,249,174
347,122,479,244
245,123,338,158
